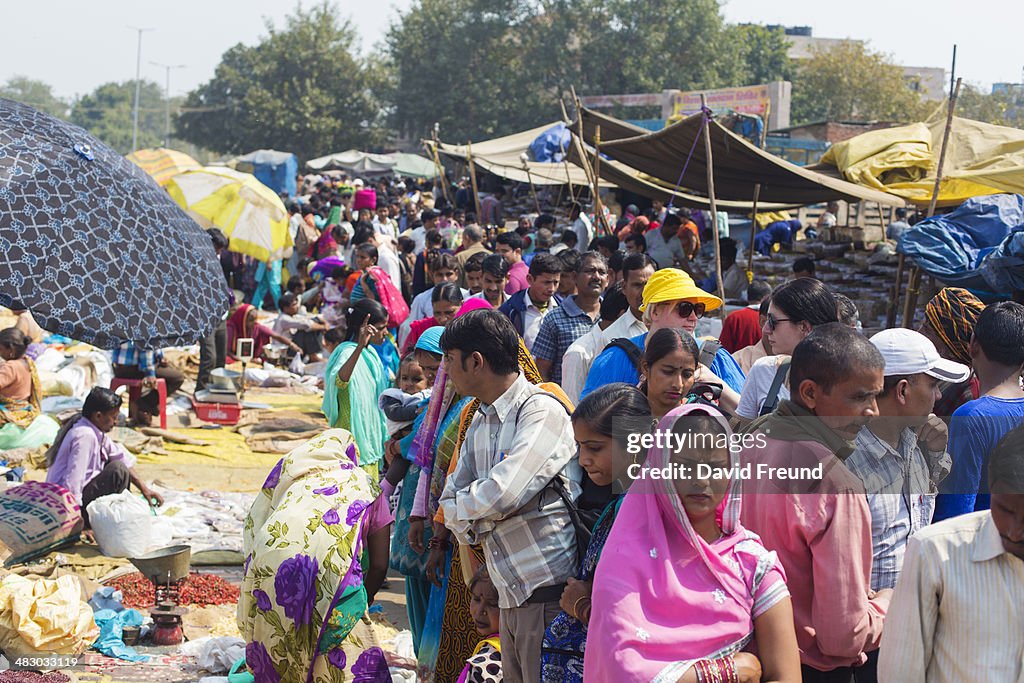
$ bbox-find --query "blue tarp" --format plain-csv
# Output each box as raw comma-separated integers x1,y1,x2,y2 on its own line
528,124,572,163
899,193,1024,296
235,149,298,197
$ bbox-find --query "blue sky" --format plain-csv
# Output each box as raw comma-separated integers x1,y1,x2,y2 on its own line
2,0,1019,100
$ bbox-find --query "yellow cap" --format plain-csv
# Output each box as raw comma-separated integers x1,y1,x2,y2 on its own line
639,268,723,313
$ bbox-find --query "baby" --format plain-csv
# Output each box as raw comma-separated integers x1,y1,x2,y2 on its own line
377,354,431,441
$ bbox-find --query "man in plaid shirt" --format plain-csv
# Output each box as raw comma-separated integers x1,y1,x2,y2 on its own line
532,251,607,385
847,328,969,592
440,309,580,683
111,341,184,426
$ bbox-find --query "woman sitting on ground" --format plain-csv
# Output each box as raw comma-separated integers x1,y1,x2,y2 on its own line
585,404,801,683
0,327,59,450
239,429,393,682
45,387,164,523
226,303,301,363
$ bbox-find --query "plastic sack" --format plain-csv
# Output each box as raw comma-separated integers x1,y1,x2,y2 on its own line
0,481,82,567
92,608,148,662
88,586,125,612
0,574,99,658
288,353,305,376
180,636,246,674
87,490,171,558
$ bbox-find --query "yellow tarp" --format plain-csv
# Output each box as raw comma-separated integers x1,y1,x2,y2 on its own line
820,114,1024,208
0,574,98,656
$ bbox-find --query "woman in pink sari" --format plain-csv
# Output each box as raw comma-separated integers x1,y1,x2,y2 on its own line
585,404,800,683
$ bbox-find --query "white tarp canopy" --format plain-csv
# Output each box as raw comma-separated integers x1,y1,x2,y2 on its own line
435,122,611,187
306,150,397,174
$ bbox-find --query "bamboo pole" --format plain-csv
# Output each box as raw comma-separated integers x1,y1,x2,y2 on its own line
902,76,962,328
466,140,483,221
746,103,771,277
701,95,727,307
427,131,453,207
520,154,542,215
592,124,610,238
559,98,577,204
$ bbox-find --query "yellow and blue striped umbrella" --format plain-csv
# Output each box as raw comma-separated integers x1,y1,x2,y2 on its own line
166,167,293,263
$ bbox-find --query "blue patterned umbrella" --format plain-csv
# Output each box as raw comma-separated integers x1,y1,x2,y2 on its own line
0,98,226,349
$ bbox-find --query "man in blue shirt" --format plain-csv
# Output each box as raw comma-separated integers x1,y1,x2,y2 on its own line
580,268,745,400
935,301,1024,520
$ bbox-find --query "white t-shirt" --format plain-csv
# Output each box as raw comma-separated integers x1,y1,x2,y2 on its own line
735,355,791,419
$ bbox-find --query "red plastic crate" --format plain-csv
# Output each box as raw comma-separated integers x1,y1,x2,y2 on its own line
191,398,242,425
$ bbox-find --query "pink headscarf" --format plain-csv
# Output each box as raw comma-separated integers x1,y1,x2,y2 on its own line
455,297,493,316
585,404,788,683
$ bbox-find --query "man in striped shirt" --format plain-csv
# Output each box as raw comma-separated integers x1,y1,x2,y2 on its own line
439,309,580,683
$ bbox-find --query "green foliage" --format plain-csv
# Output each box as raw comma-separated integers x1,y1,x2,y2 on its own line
0,76,69,118
956,83,1024,128
69,80,166,154
176,1,388,161
790,41,927,124
387,0,793,142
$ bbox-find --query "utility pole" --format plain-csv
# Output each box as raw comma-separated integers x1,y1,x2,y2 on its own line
128,26,155,152
151,61,185,147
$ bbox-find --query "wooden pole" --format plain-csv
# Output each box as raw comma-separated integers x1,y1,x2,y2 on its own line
902,76,962,328
521,157,542,215
427,132,453,207
592,124,609,237
887,252,906,329
701,95,727,307
466,140,483,221
746,103,771,277
559,98,577,204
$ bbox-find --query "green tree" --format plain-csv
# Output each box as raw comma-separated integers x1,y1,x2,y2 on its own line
955,83,1023,127
388,0,778,142
177,2,387,161
0,76,69,118
790,41,926,124
70,81,165,153
726,24,794,86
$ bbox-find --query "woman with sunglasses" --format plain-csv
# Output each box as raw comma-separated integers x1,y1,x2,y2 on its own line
734,278,839,424
580,269,744,412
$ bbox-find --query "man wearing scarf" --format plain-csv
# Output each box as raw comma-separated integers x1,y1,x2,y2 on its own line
740,323,890,683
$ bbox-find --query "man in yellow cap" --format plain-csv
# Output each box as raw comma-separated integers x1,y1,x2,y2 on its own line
579,268,746,400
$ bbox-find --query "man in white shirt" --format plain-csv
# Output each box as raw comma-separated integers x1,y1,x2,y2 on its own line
878,424,1024,683
569,201,592,252
561,254,653,402
373,203,398,239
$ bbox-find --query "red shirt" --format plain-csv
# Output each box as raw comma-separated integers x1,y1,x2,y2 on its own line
719,307,762,353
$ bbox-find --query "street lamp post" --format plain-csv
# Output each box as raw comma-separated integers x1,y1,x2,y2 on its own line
128,26,155,152
151,61,185,147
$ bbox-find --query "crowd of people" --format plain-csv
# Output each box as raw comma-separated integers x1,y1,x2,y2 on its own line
6,169,1019,683
222,173,1024,683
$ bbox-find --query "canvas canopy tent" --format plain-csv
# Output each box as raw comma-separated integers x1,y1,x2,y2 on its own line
565,140,795,211
306,150,396,175
814,114,1024,208
435,122,611,186
392,152,439,179
575,106,901,206
233,149,298,196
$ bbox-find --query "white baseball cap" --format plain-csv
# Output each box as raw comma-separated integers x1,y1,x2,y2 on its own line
870,328,971,383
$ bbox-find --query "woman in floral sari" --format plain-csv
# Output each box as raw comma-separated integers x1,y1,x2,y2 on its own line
322,300,389,481
585,405,801,683
238,429,393,683
0,328,58,450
